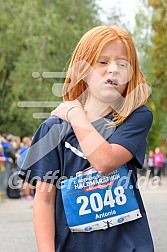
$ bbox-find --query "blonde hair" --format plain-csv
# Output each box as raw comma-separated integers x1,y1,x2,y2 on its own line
62,25,150,125
22,137,31,147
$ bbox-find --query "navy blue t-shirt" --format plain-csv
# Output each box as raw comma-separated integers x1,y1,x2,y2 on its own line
19,105,154,252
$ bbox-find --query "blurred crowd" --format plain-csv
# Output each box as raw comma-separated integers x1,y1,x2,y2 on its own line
0,134,34,199
139,147,166,184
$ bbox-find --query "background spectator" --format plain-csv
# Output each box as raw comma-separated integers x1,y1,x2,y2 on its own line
154,147,165,184
148,150,155,178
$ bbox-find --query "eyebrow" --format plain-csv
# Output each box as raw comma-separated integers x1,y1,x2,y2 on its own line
98,55,128,60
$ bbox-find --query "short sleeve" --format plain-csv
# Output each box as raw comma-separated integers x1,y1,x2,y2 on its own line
108,106,153,168
18,117,67,185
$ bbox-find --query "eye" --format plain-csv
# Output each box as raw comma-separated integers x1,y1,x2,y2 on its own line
116,60,128,68
98,61,108,65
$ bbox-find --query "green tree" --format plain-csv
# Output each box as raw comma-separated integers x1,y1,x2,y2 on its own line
0,0,100,136
148,0,167,109
148,0,167,149
133,0,167,149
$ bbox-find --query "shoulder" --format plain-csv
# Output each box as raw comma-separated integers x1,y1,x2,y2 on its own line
42,116,64,129
37,116,67,135
112,105,153,144
125,105,153,126
32,116,69,144
131,105,153,118
20,146,28,154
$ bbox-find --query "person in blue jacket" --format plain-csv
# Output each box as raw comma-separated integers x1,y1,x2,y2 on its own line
19,25,154,251
18,137,32,166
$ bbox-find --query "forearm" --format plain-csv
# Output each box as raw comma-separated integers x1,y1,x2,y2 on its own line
51,102,133,174
33,182,56,252
69,109,114,173
33,198,55,252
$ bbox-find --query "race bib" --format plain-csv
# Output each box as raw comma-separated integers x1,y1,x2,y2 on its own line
61,165,141,232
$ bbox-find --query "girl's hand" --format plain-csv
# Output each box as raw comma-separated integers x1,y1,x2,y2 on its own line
51,100,83,122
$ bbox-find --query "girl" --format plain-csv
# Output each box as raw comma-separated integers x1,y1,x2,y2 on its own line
19,26,154,251
154,147,165,183
148,150,155,178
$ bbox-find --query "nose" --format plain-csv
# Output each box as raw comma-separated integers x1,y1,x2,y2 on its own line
107,62,119,74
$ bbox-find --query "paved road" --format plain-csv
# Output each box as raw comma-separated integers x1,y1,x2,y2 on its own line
140,175,167,252
0,176,167,252
0,197,36,252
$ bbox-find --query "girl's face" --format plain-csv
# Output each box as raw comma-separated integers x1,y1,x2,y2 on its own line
155,147,160,154
149,151,154,156
86,40,133,104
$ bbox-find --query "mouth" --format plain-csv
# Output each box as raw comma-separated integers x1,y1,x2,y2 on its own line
105,78,119,87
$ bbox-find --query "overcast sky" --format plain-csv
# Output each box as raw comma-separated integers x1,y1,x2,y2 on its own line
96,0,140,30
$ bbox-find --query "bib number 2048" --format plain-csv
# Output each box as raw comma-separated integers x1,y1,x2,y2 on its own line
77,186,127,216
